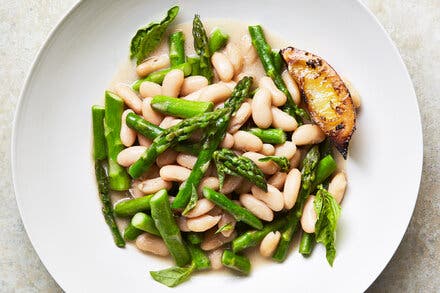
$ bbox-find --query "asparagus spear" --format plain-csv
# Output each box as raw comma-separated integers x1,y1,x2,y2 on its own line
202,187,263,229
114,194,153,217
123,223,143,241
192,15,214,83
248,128,286,144
188,242,211,270
272,49,284,74
221,250,251,275
151,95,214,118
169,31,185,67
187,56,201,76
248,25,308,122
131,212,160,236
128,107,229,178
212,148,267,191
186,232,203,245
150,190,191,267
92,106,107,160
208,28,229,53
299,232,315,256
104,92,131,191
259,156,290,172
172,77,253,209
132,62,192,91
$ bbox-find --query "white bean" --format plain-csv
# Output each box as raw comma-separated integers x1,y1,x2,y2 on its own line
139,81,162,98
162,69,184,98
218,212,236,237
228,102,252,133
239,194,274,221
129,180,145,198
185,199,216,218
274,141,297,160
139,164,160,180
181,88,203,101
211,52,234,82
159,165,191,182
208,249,224,269
301,195,317,233
283,168,301,209
136,233,169,256
187,215,221,232
251,184,284,211
156,149,178,167
259,76,287,107
271,107,298,131
117,146,147,167
259,231,281,257
235,180,253,194
233,131,263,152
343,77,361,108
252,88,273,128
120,109,136,147
219,81,237,91
159,116,182,129
201,230,237,251
138,177,172,194
261,144,275,156
115,84,142,113
199,177,220,194
220,176,243,194
220,133,235,148
142,97,163,125
176,153,198,169
239,34,258,64
289,149,302,169
199,84,232,103
176,217,190,232
281,70,301,105
225,43,244,74
328,172,347,204
180,76,209,96
243,152,278,175
292,124,326,145
136,54,170,77
268,172,287,190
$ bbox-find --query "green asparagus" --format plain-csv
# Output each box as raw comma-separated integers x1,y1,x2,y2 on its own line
192,15,214,82
188,242,211,270
151,95,214,118
114,195,153,217
92,106,107,160
186,232,203,245
131,212,160,236
312,154,337,191
123,223,143,241
169,31,185,67
299,232,315,256
272,49,284,74
248,128,286,144
132,62,192,91
221,250,251,275
187,56,201,76
150,190,191,267
202,187,263,230
259,156,290,172
209,28,229,53
104,91,131,191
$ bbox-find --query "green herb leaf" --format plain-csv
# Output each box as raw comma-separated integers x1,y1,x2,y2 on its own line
314,185,341,266
182,184,198,215
150,263,196,287
215,223,233,234
130,6,179,64
259,156,290,172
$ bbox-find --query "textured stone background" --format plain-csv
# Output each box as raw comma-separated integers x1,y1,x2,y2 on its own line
0,0,438,292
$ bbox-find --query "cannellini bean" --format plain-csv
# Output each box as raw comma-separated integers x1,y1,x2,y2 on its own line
185,199,216,218
201,229,236,251
301,195,317,233
159,116,182,129
180,76,209,96
156,149,178,167
228,102,252,133
268,172,287,190
139,164,160,180
142,97,163,125
235,180,253,194
208,206,223,217
261,144,275,156
136,54,170,77
239,194,274,221
219,81,237,91
218,212,236,237
243,152,278,175
240,34,258,64
274,141,297,160
137,134,152,147
176,153,198,169
283,168,301,209
129,180,145,198
292,124,326,145
162,69,184,97
136,233,169,256
117,146,147,167
181,88,203,101
259,76,287,107
281,70,301,105
199,177,220,193
212,52,234,82
120,109,136,147
289,149,302,169
233,131,263,152
138,177,172,194
139,81,162,98
220,176,243,194
187,215,221,232
225,43,244,74
343,77,361,108
159,165,191,182
252,88,273,128
251,184,284,211
208,249,224,269
199,84,232,103
220,133,235,148
176,217,190,232
115,84,142,113
271,107,298,131
259,231,281,257
328,172,347,204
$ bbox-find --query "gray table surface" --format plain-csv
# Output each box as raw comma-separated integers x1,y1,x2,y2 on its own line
1,0,438,292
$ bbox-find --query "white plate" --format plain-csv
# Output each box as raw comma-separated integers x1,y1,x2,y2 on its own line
12,0,422,292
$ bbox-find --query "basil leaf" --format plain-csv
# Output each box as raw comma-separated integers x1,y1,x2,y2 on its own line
215,223,233,234
259,156,290,172
130,6,179,64
182,184,198,215
314,185,341,266
150,264,195,287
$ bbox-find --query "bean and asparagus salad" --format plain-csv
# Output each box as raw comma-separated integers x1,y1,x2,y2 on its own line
92,6,360,287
